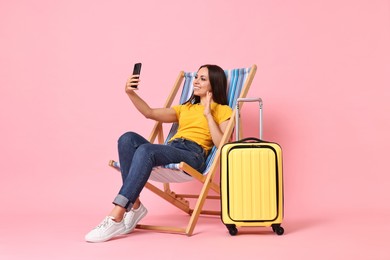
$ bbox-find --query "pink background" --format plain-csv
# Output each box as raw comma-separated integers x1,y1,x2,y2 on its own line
1,0,389,259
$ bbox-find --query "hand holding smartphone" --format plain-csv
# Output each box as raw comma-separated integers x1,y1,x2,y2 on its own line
133,62,142,76
130,63,142,89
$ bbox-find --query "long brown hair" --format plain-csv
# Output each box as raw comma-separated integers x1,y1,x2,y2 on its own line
185,64,228,105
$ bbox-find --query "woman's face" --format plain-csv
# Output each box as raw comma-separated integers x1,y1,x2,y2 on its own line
193,67,212,97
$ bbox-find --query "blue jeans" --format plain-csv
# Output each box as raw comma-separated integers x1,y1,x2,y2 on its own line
113,131,207,211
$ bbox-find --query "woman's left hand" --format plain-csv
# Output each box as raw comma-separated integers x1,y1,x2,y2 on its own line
203,91,213,117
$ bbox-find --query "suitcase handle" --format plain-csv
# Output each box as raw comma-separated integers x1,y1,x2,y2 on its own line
231,137,269,143
240,137,262,142
235,97,263,140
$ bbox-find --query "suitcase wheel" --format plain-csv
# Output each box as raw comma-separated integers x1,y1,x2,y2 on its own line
226,224,238,236
272,224,284,235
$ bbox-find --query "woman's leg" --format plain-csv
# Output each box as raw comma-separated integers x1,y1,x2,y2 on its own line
85,132,149,243
117,131,147,207
85,138,205,242
112,140,205,211
114,132,147,219
117,131,150,183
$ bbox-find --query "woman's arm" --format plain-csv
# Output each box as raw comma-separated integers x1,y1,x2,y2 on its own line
125,75,177,123
205,114,229,148
204,91,230,148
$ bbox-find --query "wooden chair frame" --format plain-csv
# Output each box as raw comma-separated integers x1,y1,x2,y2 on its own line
129,65,257,235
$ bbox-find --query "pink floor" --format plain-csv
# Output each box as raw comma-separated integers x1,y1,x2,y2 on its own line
1,200,388,259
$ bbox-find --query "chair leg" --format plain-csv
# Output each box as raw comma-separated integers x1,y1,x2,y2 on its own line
144,182,191,214
184,177,216,236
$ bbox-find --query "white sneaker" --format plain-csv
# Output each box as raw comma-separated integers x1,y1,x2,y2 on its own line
122,204,148,234
85,216,126,243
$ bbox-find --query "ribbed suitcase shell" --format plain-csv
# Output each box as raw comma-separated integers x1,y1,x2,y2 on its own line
220,97,284,235
220,141,284,234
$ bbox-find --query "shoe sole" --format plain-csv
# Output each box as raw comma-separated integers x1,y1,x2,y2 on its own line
86,225,126,243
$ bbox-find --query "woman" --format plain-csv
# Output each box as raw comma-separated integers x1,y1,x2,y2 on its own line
85,64,232,242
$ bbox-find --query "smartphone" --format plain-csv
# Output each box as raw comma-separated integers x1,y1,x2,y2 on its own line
133,62,142,76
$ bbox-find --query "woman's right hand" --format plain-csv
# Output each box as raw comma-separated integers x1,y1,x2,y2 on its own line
125,75,140,94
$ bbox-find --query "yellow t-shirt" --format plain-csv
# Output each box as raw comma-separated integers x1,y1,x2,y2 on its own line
169,102,233,152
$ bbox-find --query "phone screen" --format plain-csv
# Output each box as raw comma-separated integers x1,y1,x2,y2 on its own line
133,63,142,75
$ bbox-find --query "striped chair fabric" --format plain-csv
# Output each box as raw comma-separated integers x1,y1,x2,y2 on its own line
111,67,253,183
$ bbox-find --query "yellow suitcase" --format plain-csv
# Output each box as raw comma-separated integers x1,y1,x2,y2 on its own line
220,98,284,235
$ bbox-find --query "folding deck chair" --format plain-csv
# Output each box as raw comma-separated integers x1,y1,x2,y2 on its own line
109,64,257,236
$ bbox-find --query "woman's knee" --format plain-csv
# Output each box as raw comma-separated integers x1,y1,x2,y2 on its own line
118,131,138,146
